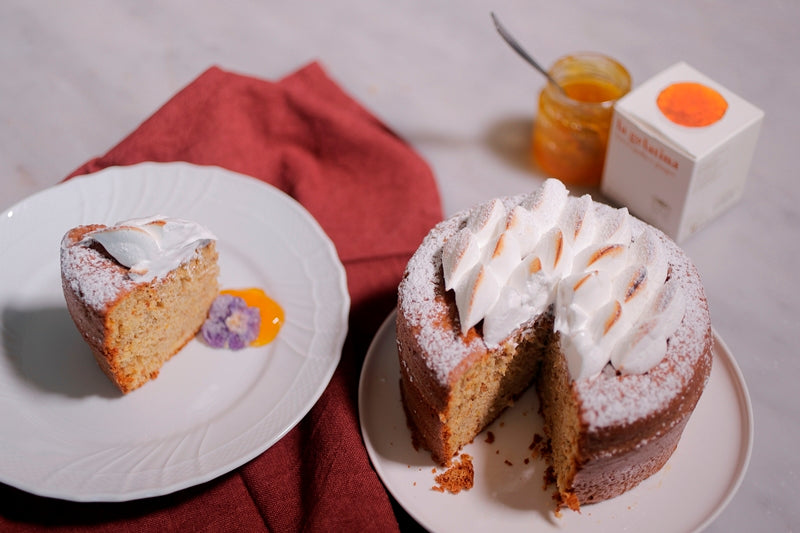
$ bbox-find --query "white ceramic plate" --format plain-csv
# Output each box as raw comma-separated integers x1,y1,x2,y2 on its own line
0,162,349,501
359,310,753,533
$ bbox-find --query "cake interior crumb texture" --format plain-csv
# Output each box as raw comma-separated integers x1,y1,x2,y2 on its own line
102,245,219,392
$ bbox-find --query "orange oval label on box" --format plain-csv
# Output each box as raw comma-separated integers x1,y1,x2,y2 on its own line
657,82,728,127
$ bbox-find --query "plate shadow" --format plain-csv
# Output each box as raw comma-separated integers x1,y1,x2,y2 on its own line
1,306,120,398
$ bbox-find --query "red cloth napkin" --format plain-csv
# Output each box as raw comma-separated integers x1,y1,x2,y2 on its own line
0,63,441,532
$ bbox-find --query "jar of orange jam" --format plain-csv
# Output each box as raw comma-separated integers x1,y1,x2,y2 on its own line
531,53,631,187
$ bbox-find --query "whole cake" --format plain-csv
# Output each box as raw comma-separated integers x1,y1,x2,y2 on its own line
396,179,712,508
61,215,219,394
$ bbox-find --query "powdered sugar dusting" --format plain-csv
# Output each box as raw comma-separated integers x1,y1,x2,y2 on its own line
60,231,140,311
398,214,485,384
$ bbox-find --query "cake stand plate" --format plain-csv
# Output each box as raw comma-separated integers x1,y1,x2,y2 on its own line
359,310,753,533
0,162,349,501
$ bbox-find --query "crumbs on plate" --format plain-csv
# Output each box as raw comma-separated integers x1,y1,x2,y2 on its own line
431,454,474,494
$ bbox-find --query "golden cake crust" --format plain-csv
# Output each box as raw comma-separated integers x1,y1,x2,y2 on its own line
396,195,713,507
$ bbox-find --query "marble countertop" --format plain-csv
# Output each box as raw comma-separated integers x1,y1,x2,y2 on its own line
1,1,797,531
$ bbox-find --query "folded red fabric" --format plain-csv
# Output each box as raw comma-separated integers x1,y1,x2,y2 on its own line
0,63,441,531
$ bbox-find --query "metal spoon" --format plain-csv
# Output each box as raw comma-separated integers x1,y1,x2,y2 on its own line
490,12,567,96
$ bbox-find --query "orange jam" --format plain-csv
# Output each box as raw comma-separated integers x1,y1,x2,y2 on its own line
221,288,284,346
531,53,631,187
562,79,626,103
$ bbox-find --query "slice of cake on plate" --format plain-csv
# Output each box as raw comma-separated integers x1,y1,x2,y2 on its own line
60,215,219,394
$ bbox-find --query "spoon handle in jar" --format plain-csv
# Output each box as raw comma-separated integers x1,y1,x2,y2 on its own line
490,12,567,95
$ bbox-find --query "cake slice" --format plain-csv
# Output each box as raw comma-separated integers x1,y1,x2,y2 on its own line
60,215,219,394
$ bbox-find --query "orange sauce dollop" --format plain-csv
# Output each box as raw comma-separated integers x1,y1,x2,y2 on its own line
221,288,284,346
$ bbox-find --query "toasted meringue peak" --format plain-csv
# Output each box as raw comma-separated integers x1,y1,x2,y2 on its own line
458,265,501,333
610,278,686,374
505,205,539,256
81,215,215,282
609,319,667,375
521,178,568,228
614,265,648,304
444,179,684,380
601,300,624,335
648,277,686,323
573,243,627,273
630,228,668,287
88,226,161,269
442,228,480,291
487,231,521,281
534,227,572,276
595,207,632,245
467,198,506,247
559,194,595,249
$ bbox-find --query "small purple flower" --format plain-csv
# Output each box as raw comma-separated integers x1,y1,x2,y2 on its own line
201,294,261,350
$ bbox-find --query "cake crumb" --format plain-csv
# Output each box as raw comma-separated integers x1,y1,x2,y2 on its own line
528,433,547,457
485,431,495,444
561,491,581,513
543,465,557,490
431,454,474,494
529,432,549,458
547,472,581,514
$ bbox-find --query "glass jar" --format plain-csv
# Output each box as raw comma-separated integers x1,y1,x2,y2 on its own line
531,53,631,187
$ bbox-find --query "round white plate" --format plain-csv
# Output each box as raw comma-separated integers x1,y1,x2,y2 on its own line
0,162,349,501
359,310,753,533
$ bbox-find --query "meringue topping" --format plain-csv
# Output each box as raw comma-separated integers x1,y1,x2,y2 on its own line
81,215,216,282
441,179,685,381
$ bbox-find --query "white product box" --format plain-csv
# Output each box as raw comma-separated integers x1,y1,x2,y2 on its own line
601,62,763,242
